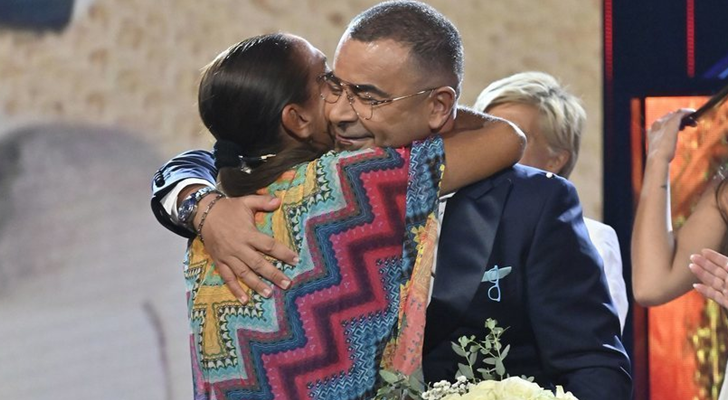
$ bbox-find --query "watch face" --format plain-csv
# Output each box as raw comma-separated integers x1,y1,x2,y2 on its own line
178,198,196,223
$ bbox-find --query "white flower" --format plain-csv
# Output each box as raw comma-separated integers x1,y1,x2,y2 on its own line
496,377,544,397
554,385,579,400
421,377,580,400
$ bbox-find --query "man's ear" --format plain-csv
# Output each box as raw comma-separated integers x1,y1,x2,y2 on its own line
281,104,312,141
428,86,457,131
548,149,571,175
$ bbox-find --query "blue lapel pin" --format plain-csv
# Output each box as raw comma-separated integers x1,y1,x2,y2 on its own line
482,265,512,282
482,265,512,302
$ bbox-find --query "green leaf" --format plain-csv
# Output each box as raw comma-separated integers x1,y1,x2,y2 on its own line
467,352,477,366
375,385,395,400
411,368,425,384
495,359,506,377
501,344,511,359
379,369,400,384
451,342,467,357
458,363,474,380
469,345,479,354
477,369,495,380
486,318,497,330
483,357,497,365
408,373,425,393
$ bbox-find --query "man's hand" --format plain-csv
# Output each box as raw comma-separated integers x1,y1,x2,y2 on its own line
690,248,728,309
195,194,298,304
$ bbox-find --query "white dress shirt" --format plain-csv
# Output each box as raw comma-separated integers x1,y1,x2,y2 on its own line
584,217,628,332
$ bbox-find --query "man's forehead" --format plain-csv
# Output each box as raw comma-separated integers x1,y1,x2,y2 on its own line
333,37,412,92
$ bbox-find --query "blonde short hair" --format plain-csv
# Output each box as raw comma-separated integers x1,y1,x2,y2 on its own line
473,72,586,178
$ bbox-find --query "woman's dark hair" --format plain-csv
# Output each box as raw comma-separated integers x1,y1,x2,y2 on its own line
198,33,325,196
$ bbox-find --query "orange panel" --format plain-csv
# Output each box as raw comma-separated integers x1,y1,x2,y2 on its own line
638,96,728,400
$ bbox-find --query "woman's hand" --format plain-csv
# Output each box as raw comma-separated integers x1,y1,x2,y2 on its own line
690,248,728,309
645,108,694,163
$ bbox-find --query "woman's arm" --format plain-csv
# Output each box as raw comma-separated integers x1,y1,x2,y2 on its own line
631,109,727,306
439,106,526,194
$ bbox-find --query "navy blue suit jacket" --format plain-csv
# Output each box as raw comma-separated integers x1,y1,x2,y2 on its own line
151,154,632,399
423,165,632,399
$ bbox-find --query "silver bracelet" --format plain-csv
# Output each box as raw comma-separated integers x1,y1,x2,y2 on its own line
196,193,225,244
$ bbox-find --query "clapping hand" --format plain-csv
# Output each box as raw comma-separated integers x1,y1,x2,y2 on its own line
689,248,728,309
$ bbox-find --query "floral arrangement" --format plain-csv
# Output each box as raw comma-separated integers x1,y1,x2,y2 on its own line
376,319,578,400
421,376,578,400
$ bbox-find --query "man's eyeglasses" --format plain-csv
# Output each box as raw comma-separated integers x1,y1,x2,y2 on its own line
317,72,435,120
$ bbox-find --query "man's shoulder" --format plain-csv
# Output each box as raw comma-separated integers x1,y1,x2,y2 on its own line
465,164,573,192
510,164,569,183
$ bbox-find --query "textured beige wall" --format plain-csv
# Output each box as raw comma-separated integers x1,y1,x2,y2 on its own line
0,0,603,217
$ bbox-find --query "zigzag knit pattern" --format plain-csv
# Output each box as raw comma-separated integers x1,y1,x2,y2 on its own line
184,136,444,400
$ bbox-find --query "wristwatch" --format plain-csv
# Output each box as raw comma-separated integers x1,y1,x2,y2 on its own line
178,186,219,231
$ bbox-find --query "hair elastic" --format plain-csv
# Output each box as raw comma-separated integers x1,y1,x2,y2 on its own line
213,140,276,173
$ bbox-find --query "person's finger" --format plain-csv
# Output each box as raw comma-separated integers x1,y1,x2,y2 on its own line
652,109,694,130
225,257,274,298
249,231,299,267
241,194,282,213
688,257,727,298
690,262,725,291
216,262,250,304
236,246,292,291
676,108,698,130
662,108,694,120
692,252,728,284
693,283,717,301
701,248,728,273
694,283,728,309
689,261,709,282
649,118,666,131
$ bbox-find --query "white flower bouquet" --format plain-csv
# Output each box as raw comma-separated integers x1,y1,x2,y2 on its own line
422,376,578,400
377,319,579,400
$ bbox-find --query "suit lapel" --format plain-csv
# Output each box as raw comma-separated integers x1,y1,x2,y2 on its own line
424,177,512,353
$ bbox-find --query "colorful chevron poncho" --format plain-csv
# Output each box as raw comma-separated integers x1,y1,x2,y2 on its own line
184,135,445,400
